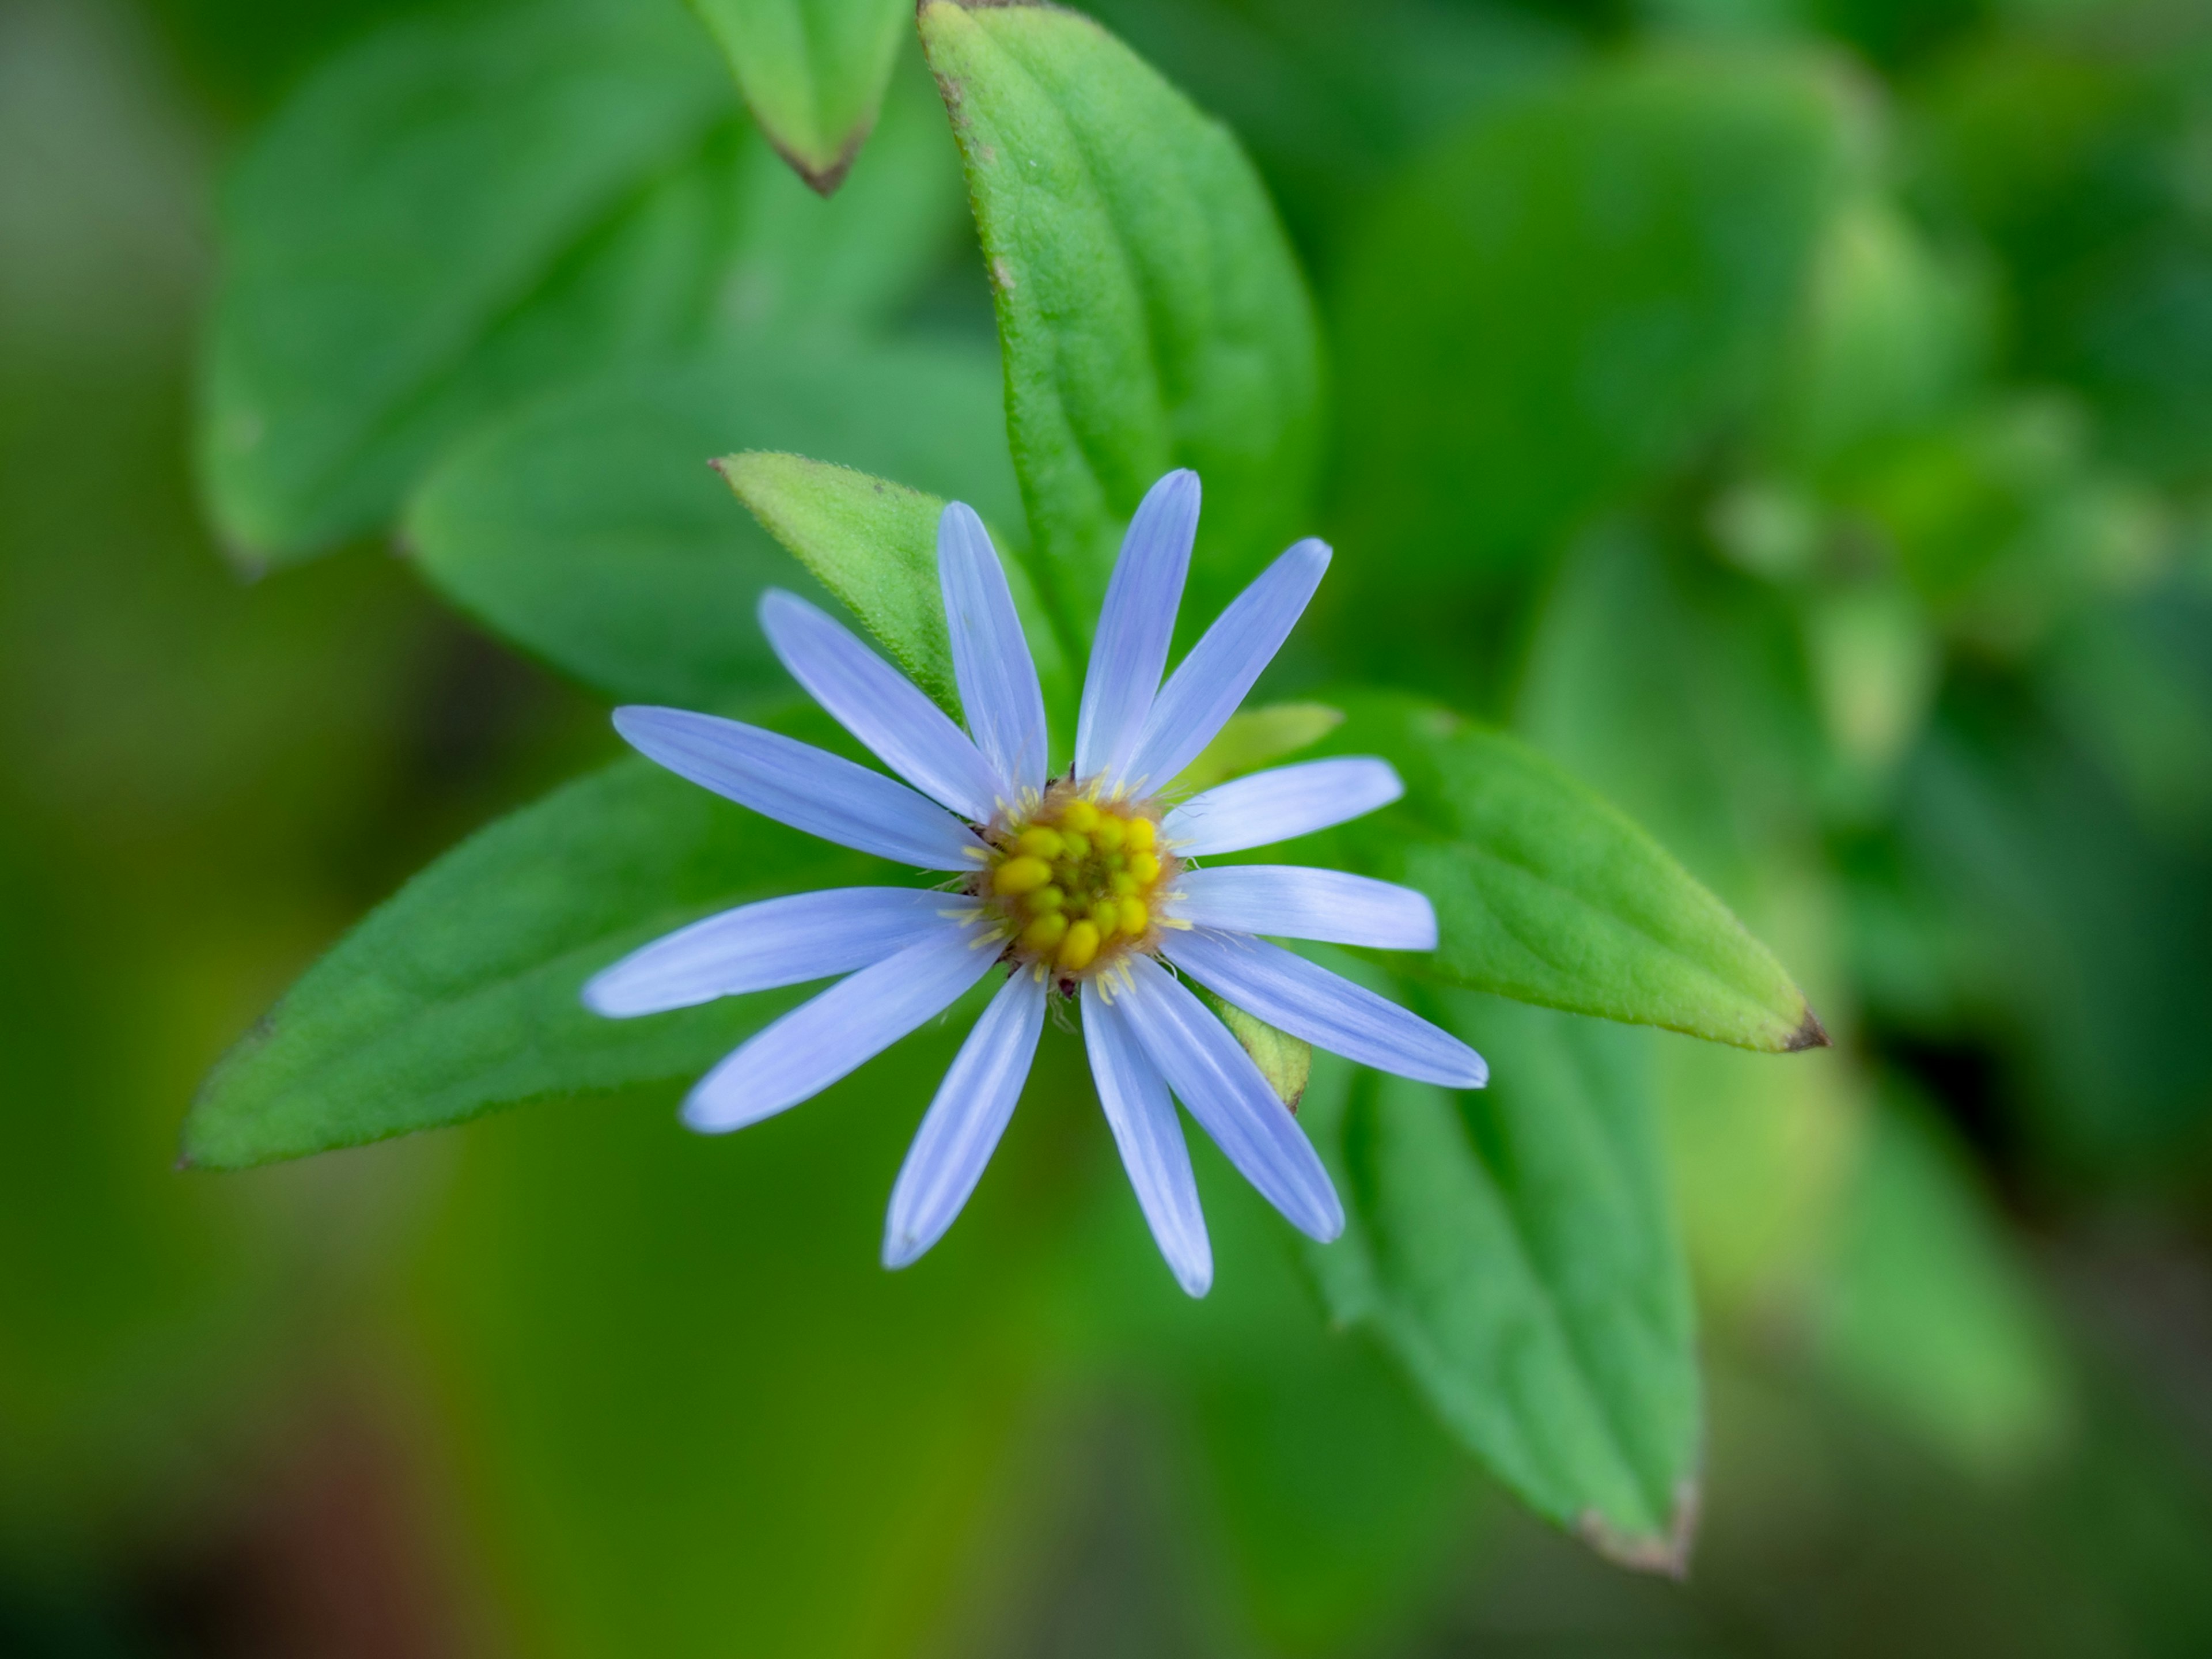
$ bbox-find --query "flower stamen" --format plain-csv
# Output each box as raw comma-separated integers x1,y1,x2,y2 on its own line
972,781,1179,986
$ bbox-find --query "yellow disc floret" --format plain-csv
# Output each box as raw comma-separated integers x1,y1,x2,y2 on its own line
973,781,1179,984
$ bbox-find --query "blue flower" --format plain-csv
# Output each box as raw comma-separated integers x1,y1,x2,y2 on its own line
586,471,1486,1296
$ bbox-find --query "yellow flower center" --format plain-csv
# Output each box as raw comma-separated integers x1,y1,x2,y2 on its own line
975,784,1177,982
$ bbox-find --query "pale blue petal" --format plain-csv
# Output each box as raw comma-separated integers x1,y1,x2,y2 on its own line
584,888,979,1017
613,706,986,870
938,502,1048,800
683,925,1001,1133
1076,469,1198,787
1125,538,1331,790
1115,955,1342,1241
1081,980,1212,1296
882,972,1046,1268
759,590,1002,822
1160,928,1487,1090
1172,866,1437,950
1162,757,1404,857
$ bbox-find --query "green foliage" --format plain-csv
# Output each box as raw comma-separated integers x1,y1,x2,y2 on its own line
687,0,912,191
413,1056,1039,1658
200,0,969,565
1205,991,1313,1111
1919,36,2212,481
719,450,1076,734
145,0,2212,1616
200,0,739,560
1770,195,1988,475
720,453,972,719
1316,693,1823,1052
1104,1143,1472,1653
1302,987,1699,1570
1813,1088,2071,1474
1172,700,1344,794
1335,50,1857,582
407,341,1016,710
182,756,887,1169
1517,522,1821,904
918,0,1322,639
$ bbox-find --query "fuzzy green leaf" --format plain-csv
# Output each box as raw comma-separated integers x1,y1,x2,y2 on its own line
1302,986,1699,1573
406,340,1017,711
719,450,1076,739
1202,990,1313,1111
918,0,1321,641
718,454,964,717
687,0,912,191
1315,693,1824,1052
182,756,891,1170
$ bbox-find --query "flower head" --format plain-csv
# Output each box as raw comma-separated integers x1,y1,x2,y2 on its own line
586,470,1486,1295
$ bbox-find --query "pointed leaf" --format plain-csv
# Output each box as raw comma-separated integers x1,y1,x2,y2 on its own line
721,450,1074,736
918,0,1321,639
687,0,912,192
719,455,959,718
404,339,1018,711
183,756,892,1170
1312,692,1823,1052
1302,982,1700,1573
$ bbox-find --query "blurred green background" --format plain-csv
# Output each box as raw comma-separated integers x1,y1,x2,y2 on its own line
6,0,2212,1652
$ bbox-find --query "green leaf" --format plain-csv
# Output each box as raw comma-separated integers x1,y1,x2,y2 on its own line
200,0,740,561
1302,984,1700,1572
1316,692,1824,1052
687,0,912,192
712,46,975,333
1171,700,1343,794
1335,50,1857,580
182,755,891,1169
203,0,969,566
719,454,967,719
918,0,1322,641
1200,990,1313,1111
406,339,1020,711
1920,41,2212,480
720,450,1078,742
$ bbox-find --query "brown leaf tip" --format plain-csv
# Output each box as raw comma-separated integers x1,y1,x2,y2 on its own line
763,126,869,198
1575,1479,1700,1579
1785,1004,1832,1052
